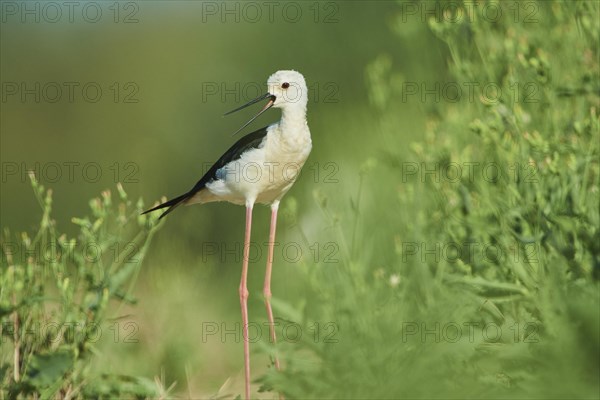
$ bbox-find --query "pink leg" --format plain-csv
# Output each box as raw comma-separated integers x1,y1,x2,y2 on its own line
264,201,281,371
240,202,253,400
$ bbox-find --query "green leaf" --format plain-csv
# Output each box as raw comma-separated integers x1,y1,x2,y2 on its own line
25,350,73,389
82,374,158,398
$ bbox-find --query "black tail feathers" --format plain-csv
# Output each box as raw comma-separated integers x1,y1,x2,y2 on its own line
141,192,190,219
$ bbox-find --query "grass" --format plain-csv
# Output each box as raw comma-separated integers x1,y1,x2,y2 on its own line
1,175,166,398
258,1,599,398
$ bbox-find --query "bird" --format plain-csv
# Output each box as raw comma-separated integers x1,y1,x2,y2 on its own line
142,70,312,399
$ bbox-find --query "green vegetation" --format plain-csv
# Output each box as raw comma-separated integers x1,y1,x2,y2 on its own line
260,1,600,398
1,176,165,398
1,1,598,399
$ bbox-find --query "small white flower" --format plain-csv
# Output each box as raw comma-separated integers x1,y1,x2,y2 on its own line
389,274,401,287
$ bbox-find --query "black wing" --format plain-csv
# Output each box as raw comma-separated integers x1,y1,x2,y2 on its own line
188,125,268,193
142,126,269,219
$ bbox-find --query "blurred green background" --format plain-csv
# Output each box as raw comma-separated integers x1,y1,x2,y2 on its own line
1,1,418,230
1,1,599,399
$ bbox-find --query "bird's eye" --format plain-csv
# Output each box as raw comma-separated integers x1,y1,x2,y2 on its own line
282,82,290,89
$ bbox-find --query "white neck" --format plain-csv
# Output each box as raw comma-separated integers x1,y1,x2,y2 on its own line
279,105,307,133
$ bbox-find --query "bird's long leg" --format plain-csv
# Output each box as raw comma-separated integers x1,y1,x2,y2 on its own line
264,201,281,371
240,202,254,400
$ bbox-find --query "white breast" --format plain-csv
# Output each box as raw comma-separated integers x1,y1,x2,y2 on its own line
192,123,312,206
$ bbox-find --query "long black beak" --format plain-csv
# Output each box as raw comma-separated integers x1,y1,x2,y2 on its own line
224,92,276,136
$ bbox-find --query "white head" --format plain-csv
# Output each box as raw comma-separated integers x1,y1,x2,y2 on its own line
267,70,308,111
225,70,308,135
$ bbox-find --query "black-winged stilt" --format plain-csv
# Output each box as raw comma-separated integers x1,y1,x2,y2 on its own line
143,70,311,399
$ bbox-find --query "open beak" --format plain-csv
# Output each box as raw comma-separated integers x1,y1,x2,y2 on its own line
224,92,276,136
